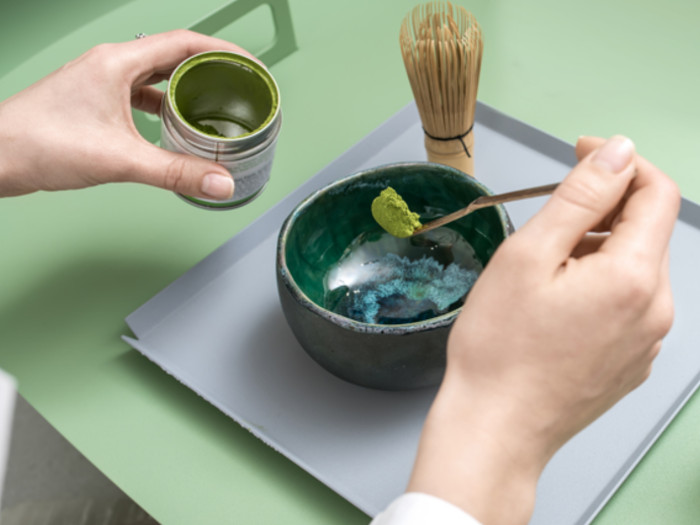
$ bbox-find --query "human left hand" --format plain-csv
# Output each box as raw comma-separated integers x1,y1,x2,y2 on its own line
0,30,253,199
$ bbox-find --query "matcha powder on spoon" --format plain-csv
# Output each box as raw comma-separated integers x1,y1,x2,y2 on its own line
371,187,422,238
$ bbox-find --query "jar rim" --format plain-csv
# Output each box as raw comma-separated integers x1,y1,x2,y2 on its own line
166,50,281,142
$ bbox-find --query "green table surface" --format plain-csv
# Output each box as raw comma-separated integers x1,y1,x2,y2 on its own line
1,0,699,523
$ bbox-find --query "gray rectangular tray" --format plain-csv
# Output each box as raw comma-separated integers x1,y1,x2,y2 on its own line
123,101,700,524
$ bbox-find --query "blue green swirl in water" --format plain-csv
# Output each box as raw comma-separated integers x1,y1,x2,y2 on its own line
335,253,477,324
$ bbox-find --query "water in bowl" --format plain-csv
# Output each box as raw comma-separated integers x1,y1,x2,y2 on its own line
323,227,483,325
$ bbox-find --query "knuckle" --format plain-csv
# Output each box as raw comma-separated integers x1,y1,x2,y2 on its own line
609,259,656,308
494,234,539,268
173,28,196,39
555,177,607,215
494,235,524,258
84,43,122,74
657,308,675,336
163,157,189,192
660,176,681,210
649,340,664,361
652,310,673,337
650,297,675,337
623,273,655,308
87,42,114,62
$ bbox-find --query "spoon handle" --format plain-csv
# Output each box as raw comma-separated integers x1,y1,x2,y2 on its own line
469,182,560,210
414,182,559,235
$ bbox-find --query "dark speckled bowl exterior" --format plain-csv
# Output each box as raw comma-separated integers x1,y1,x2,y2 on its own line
276,162,513,390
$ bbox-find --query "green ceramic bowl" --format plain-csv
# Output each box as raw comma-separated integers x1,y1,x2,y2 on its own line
276,162,513,390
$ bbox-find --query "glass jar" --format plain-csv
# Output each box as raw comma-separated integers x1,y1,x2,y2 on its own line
161,51,282,209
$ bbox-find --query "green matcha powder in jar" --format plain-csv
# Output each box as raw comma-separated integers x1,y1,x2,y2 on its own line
160,51,282,209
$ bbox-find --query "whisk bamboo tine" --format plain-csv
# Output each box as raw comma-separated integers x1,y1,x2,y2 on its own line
399,2,483,176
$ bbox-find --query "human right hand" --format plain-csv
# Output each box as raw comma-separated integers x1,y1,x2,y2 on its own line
407,135,681,525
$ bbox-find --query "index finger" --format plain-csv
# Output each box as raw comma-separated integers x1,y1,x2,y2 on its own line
599,154,680,265
515,136,637,267
121,29,258,85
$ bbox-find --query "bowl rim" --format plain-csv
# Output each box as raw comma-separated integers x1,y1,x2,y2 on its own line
276,161,511,335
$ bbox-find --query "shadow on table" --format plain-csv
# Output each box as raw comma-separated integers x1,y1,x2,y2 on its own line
0,0,137,78
0,253,186,369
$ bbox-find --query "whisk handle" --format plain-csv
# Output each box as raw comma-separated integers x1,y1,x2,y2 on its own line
425,135,475,177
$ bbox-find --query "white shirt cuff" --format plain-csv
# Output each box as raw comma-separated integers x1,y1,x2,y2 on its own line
370,493,483,525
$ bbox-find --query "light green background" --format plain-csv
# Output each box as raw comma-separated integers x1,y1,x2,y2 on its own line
1,1,699,523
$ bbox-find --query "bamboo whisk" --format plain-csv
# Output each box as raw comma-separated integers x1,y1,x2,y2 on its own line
400,2,483,176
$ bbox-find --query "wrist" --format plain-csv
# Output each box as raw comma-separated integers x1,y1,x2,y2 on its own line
0,97,39,197
0,101,22,197
407,371,550,525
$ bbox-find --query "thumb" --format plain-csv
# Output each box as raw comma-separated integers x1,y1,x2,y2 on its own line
125,143,234,200
518,135,636,262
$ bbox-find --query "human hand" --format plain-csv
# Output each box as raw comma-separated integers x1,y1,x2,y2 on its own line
406,136,680,524
0,30,252,199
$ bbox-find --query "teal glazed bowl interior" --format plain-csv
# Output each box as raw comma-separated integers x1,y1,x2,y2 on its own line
276,162,513,390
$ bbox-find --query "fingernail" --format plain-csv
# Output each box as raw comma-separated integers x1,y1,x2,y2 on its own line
201,173,234,200
591,135,635,173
